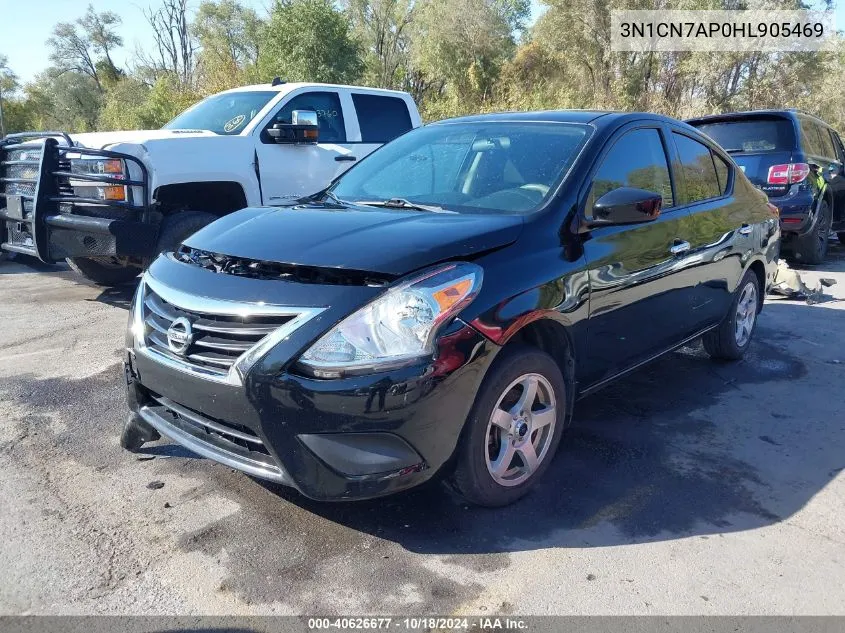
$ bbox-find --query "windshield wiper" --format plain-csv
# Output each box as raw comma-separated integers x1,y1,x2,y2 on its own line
355,198,450,213
723,148,745,154
296,188,349,207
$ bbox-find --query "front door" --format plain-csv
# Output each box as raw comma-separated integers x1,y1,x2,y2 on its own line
581,125,697,387
825,129,845,229
255,90,353,205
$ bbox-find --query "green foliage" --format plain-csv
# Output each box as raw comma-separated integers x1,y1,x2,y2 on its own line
194,0,264,92
3,0,845,138
258,0,364,84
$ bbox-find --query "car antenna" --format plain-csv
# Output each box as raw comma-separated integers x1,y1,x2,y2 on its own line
271,77,286,86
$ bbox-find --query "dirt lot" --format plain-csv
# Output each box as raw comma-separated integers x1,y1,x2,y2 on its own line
1,245,844,616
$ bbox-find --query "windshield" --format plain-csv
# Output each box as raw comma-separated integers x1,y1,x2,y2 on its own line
163,91,276,135
331,122,591,215
693,117,795,153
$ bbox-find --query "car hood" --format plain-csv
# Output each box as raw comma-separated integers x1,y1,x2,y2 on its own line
183,205,524,275
69,129,218,149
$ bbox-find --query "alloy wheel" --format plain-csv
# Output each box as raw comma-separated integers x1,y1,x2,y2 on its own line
485,373,557,487
734,281,757,347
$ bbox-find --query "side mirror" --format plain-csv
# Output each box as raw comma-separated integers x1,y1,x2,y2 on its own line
589,187,662,226
268,109,319,144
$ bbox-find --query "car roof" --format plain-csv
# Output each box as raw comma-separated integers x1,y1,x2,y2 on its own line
218,82,411,97
686,109,830,127
432,110,688,130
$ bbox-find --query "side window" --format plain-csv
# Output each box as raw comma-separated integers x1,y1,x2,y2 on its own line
817,125,836,159
590,128,674,209
712,152,732,195
799,116,824,157
352,94,413,143
270,91,346,143
673,133,722,204
831,131,845,163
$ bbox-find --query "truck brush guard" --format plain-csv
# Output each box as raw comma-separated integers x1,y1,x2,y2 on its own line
0,132,157,263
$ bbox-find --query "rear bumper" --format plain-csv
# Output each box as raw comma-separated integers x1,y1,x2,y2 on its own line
768,189,815,237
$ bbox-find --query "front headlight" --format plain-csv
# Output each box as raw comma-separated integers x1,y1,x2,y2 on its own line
71,158,127,201
299,262,483,378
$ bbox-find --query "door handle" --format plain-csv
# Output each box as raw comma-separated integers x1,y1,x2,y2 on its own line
669,240,690,255
335,155,357,162
739,224,753,235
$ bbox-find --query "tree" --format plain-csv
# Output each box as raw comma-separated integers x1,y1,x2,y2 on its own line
259,0,364,84
345,0,415,89
410,0,527,111
140,0,197,88
194,0,264,92
24,70,102,131
0,54,17,136
47,4,123,92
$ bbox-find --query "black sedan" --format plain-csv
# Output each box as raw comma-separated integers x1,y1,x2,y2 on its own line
122,111,780,506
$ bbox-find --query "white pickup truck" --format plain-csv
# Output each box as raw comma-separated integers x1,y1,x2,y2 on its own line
0,81,421,284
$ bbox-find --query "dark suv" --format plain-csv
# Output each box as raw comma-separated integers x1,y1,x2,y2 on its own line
687,110,845,264
121,111,780,507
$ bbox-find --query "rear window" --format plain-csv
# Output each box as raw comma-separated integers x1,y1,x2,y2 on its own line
352,94,412,143
692,117,795,153
673,133,721,204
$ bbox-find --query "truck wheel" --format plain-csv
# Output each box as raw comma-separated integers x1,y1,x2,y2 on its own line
793,200,831,265
156,211,217,255
703,269,760,361
450,346,567,507
67,257,142,286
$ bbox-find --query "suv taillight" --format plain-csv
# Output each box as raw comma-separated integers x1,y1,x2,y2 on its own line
767,163,810,185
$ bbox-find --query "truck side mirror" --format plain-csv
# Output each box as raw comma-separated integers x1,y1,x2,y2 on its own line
268,110,319,144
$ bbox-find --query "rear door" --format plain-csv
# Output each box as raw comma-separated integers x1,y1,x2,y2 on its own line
689,115,797,198
668,128,747,329
582,123,698,384
829,130,845,228
342,92,416,174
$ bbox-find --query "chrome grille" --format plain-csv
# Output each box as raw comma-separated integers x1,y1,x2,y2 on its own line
1,146,42,213
142,286,297,375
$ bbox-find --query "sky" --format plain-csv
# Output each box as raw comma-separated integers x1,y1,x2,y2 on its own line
2,0,546,82
1,0,842,83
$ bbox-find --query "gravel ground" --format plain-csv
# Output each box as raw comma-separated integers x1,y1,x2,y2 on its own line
1,244,844,616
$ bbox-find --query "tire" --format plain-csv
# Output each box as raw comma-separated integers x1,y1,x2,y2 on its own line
703,269,760,361
67,257,142,286
156,211,217,256
792,200,831,265
120,413,160,452
838,232,845,245
451,346,567,507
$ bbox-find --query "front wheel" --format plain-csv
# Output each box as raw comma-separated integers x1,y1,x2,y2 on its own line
156,211,217,256
67,257,142,286
451,347,567,507
703,270,760,361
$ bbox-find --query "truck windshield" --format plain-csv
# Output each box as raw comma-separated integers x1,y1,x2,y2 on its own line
163,91,276,135
331,121,591,215
692,117,795,153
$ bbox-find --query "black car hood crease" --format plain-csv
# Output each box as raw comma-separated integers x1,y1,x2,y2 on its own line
183,205,525,275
